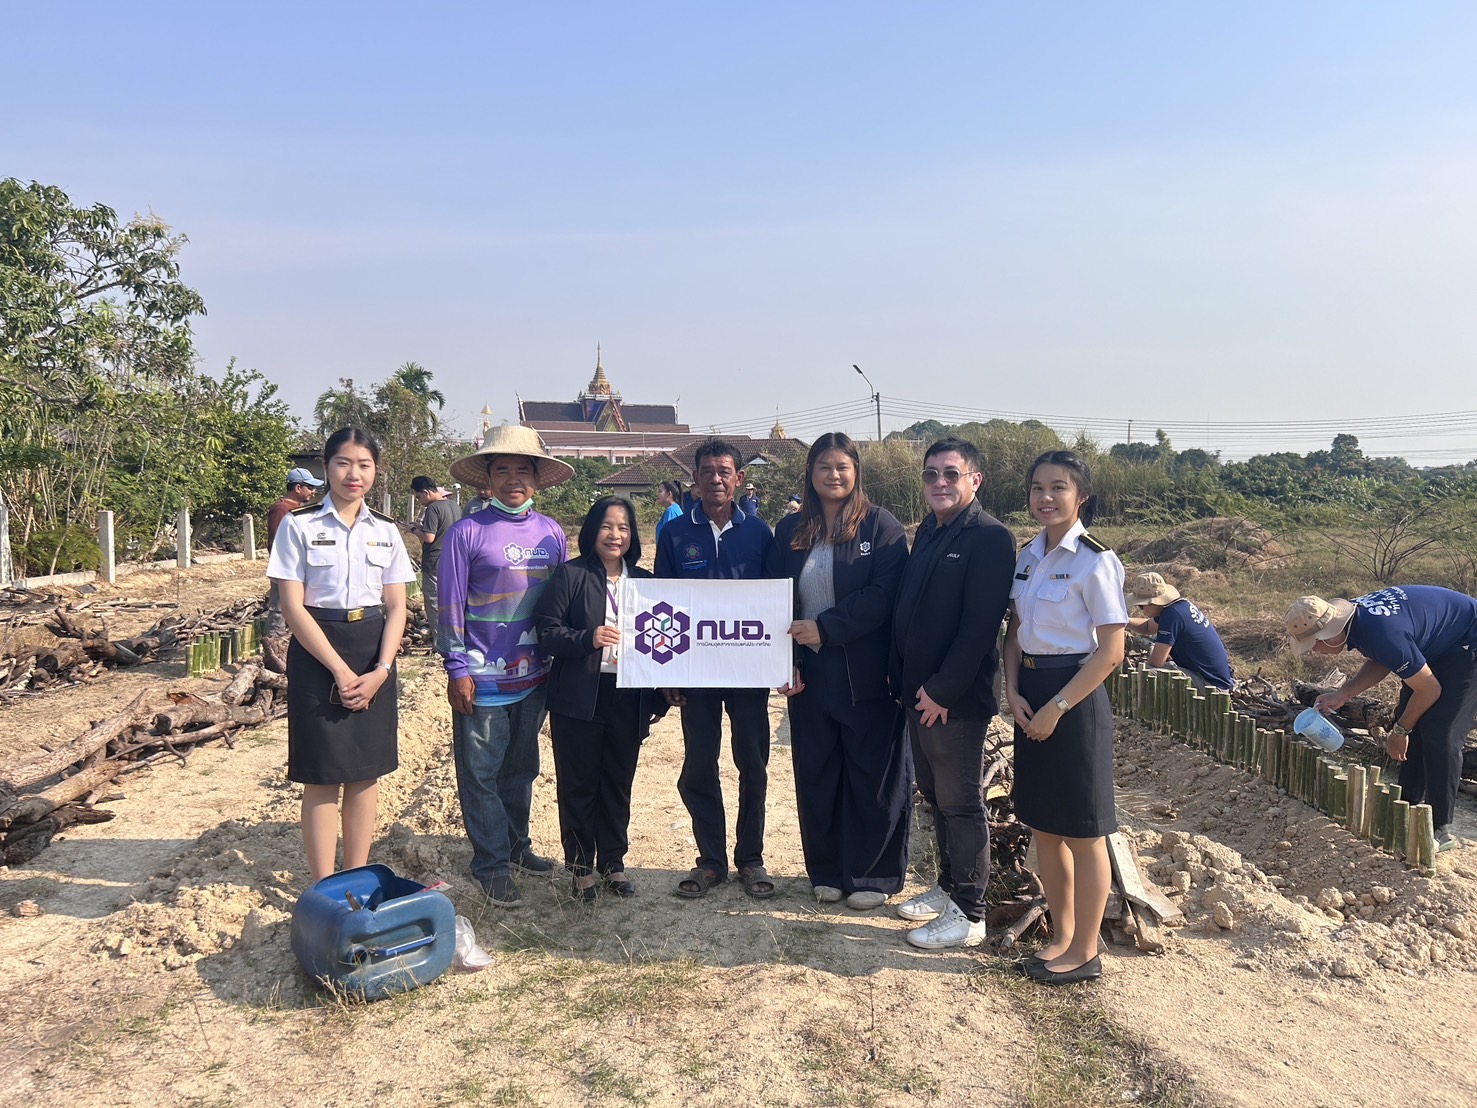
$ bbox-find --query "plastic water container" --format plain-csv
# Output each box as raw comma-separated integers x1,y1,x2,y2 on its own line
290,864,455,1001
1294,707,1345,752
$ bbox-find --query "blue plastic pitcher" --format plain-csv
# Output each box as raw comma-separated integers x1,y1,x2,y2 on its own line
1294,707,1345,752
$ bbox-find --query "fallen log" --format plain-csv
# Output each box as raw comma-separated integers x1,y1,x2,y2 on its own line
0,691,151,793
222,664,261,705
153,700,269,735
2,804,115,867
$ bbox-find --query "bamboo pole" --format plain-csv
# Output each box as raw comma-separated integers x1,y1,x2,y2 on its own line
1408,803,1436,874
1391,799,1411,859
1347,764,1368,834
1370,785,1389,845
1332,773,1348,821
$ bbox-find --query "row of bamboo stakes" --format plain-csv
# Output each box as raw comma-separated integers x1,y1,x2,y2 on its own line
1109,666,1439,875
186,619,265,678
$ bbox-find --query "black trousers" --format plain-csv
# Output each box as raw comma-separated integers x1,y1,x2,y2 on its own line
787,645,910,894
549,674,645,875
1396,645,1477,832
907,707,990,921
678,688,771,877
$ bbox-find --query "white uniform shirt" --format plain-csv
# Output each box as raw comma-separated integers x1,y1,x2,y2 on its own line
266,498,415,609
1011,519,1128,655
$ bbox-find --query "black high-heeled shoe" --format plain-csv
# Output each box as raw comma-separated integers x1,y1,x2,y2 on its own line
572,876,598,903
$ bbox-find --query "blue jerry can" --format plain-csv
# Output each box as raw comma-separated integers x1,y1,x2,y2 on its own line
290,864,456,1001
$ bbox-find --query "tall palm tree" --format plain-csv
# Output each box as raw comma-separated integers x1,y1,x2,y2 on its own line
391,361,445,430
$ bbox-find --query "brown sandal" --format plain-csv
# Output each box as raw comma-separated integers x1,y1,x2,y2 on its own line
675,867,723,899
737,865,776,899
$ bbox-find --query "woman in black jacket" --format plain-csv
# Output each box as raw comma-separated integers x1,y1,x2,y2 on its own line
534,496,661,900
766,433,910,910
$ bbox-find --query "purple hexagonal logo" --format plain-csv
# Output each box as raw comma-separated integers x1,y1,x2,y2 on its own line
634,601,691,664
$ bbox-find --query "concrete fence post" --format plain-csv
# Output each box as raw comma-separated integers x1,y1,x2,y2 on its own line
242,513,257,560
98,510,117,584
176,506,192,568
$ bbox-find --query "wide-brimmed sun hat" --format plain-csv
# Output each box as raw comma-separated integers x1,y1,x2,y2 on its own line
450,425,574,490
1126,572,1180,607
1284,595,1356,655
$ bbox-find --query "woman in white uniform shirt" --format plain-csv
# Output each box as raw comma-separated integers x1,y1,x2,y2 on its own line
1003,450,1127,985
266,428,414,881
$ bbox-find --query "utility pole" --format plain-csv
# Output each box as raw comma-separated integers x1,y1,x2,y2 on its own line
853,364,882,442
1127,419,1133,446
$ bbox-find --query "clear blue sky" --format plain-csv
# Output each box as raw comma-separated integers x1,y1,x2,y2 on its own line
9,2,1477,462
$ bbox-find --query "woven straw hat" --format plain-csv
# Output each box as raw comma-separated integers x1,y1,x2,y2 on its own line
449,425,574,490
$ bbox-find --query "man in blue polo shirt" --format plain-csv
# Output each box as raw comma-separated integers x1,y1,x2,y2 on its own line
654,439,775,900
1289,586,1477,852
1126,573,1234,692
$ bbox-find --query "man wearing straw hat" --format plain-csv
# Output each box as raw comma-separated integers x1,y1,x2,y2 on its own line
439,426,574,906
1124,572,1233,693
1287,586,1477,854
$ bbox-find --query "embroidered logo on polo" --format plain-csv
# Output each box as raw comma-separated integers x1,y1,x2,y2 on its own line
634,601,691,664
859,541,872,555
682,543,702,561
502,542,554,566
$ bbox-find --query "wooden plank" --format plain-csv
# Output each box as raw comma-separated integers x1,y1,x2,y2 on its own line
1106,832,1185,926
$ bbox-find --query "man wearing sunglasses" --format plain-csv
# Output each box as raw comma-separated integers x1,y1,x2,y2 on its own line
889,438,1016,949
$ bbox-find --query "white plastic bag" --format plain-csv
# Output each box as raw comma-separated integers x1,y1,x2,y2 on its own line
452,914,493,971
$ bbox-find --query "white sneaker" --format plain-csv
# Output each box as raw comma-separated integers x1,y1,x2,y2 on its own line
906,901,987,950
812,885,844,903
846,890,888,910
896,885,951,921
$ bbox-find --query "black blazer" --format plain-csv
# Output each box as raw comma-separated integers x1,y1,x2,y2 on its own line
889,498,1016,719
765,506,908,705
533,555,664,735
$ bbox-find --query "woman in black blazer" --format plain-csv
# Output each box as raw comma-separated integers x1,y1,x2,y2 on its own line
765,433,910,910
534,496,661,900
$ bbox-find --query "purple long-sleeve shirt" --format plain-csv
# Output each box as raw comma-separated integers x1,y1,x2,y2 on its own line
437,506,567,704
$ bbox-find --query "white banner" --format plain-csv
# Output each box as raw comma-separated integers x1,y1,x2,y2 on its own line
616,578,793,689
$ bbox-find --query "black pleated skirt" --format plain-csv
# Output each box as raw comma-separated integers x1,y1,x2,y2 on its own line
1011,664,1116,838
286,614,398,785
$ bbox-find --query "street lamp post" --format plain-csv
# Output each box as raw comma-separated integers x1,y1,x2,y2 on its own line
853,364,882,442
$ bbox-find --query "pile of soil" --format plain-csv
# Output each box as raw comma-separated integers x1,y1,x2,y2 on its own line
1120,517,1290,571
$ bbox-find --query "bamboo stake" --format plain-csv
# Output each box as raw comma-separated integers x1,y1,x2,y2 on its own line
1370,785,1388,844
1332,773,1348,821
1347,764,1368,834
1391,799,1411,859
1408,803,1436,874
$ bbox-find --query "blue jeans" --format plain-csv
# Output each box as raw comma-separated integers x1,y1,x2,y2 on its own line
452,685,546,884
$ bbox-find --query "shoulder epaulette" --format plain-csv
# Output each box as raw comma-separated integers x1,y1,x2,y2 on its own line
1080,531,1109,554
290,503,319,516
368,507,395,523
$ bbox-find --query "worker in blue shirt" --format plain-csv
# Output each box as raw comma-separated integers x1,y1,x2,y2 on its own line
653,440,775,900
1288,586,1477,852
1125,572,1234,692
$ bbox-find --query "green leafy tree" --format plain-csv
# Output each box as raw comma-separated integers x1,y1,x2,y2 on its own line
1,178,205,404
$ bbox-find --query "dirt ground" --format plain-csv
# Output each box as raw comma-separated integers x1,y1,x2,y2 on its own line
2,562,1476,1107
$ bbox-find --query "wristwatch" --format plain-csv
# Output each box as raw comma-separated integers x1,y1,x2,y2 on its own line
1390,723,1409,737
1054,696,1070,713
374,661,392,673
